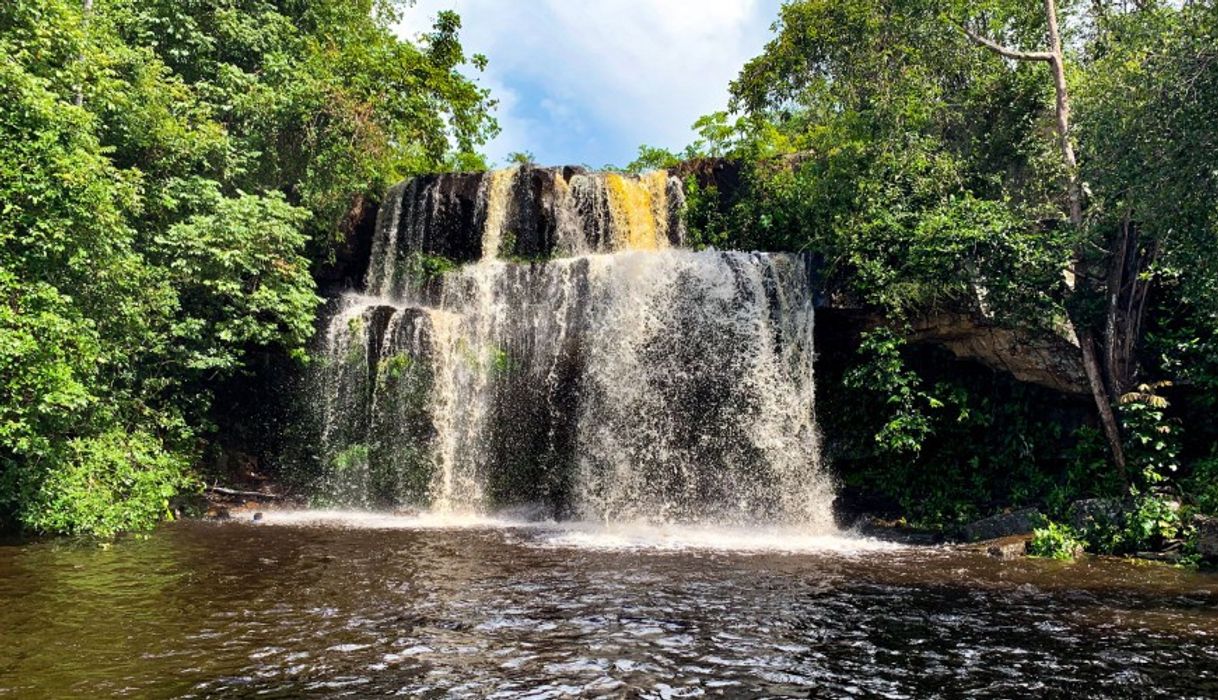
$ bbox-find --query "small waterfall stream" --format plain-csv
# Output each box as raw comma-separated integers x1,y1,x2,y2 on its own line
312,166,831,528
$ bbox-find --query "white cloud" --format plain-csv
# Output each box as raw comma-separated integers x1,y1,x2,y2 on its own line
396,0,777,167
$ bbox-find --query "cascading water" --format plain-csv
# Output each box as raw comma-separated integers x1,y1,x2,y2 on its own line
574,251,822,525
312,166,832,529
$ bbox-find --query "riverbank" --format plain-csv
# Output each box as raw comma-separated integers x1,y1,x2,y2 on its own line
192,485,1218,573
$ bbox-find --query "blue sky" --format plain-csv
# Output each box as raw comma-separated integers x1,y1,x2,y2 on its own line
396,1,783,169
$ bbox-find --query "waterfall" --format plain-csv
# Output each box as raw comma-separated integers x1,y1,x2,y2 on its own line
605,171,669,250
573,251,824,525
477,166,518,261
311,166,831,528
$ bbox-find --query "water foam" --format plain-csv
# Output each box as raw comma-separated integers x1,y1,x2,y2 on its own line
526,520,903,554
245,510,899,555
250,509,524,531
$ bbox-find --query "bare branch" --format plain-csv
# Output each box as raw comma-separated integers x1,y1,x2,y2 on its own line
957,23,1054,62
206,485,284,500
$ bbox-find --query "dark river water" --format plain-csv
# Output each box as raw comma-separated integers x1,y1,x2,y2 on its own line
2,511,1217,699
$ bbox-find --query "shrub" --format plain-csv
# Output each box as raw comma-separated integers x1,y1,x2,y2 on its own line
22,428,197,537
1186,454,1218,516
1029,521,1083,560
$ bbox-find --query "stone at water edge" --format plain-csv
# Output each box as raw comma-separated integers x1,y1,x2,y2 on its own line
962,508,1042,542
1196,515,1218,562
1067,498,1128,531
851,515,945,545
1134,550,1183,564
977,535,1031,559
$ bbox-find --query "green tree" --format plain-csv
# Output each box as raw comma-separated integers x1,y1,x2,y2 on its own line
625,145,680,173
506,151,536,166
696,0,1218,528
0,0,498,535
954,1,1218,481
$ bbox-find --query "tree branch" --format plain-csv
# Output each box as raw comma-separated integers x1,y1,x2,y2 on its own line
958,23,1054,62
206,485,284,500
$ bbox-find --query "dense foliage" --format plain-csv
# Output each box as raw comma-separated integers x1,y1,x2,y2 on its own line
0,0,495,535
656,0,1218,551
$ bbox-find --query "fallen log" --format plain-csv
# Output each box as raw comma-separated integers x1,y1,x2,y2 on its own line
205,485,283,500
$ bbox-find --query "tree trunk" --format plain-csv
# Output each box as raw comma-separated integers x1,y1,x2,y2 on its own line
1104,217,1150,399
74,0,93,107
1104,220,1131,393
1044,0,1083,227
1043,0,1129,479
961,0,1129,478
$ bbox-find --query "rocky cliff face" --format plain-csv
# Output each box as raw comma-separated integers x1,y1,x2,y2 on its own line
307,164,829,520
907,313,1087,396
385,166,683,259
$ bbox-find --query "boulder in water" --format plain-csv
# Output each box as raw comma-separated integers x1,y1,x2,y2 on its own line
962,508,1042,542
985,535,1031,559
1066,498,1128,531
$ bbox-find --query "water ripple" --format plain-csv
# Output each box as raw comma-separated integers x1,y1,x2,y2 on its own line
0,519,1216,698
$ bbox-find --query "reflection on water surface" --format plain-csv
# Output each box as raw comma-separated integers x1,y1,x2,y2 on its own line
1,515,1216,698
